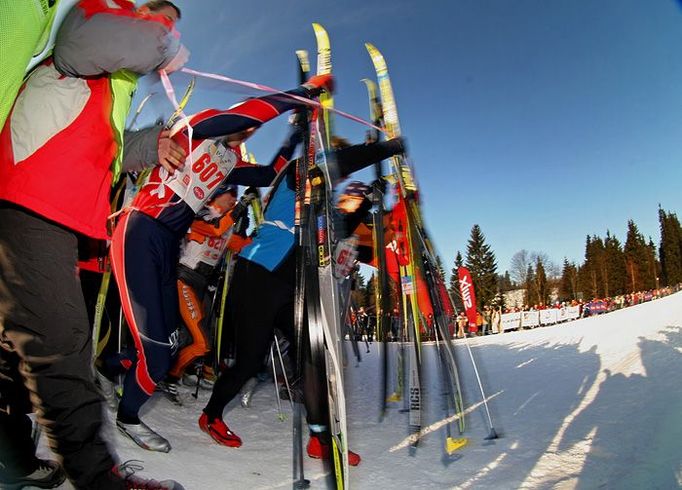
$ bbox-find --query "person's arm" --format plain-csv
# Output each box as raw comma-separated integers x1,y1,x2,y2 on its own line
189,74,332,140
225,123,304,187
122,126,162,171
335,138,406,179
191,212,235,238
53,1,182,76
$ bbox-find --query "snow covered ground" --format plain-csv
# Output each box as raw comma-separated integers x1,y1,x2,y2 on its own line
42,292,682,489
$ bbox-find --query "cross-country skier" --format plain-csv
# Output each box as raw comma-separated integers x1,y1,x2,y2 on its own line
158,185,253,398
0,1,189,488
102,74,335,453
198,119,405,467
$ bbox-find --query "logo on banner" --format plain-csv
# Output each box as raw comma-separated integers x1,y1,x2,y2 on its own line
459,275,473,309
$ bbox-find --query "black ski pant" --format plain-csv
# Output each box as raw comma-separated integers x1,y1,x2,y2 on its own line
0,348,38,480
204,256,327,428
0,204,120,489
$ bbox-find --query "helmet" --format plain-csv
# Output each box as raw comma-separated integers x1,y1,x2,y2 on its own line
213,184,238,197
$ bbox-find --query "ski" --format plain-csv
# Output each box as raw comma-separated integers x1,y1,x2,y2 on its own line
365,43,471,451
308,22,349,489
361,78,394,417
292,48,312,490
365,42,424,447
365,43,467,454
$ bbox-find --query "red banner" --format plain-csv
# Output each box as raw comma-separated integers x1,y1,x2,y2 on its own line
458,267,478,331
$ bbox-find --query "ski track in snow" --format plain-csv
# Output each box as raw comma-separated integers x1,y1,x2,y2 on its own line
39,292,682,489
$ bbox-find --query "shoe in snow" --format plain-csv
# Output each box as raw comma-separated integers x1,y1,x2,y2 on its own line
96,369,119,411
155,380,183,405
307,433,361,466
198,412,242,447
111,460,184,489
0,459,66,489
117,420,171,453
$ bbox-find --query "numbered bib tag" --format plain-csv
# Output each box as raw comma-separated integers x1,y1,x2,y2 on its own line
179,230,232,270
166,140,237,213
334,235,359,279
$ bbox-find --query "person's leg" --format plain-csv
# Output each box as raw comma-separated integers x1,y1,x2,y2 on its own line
203,259,279,421
168,279,209,380
0,347,66,489
109,212,179,452
0,206,118,488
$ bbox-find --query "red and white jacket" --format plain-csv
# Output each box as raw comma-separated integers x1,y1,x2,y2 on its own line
0,0,180,239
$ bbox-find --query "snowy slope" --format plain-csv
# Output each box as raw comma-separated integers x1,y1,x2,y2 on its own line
42,292,682,489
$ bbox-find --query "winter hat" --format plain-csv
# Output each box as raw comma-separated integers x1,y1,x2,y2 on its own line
342,181,370,199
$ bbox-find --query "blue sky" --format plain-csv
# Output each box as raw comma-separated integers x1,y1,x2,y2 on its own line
132,0,682,278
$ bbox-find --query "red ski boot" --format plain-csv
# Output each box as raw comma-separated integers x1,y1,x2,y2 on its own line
307,433,361,466
198,412,242,448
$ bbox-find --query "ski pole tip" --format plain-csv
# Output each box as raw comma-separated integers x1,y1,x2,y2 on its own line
485,428,499,440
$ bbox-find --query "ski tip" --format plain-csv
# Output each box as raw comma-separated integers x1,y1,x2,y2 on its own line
312,22,329,39
445,437,468,454
361,78,377,91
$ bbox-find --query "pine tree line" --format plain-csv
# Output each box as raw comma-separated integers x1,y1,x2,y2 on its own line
354,206,681,308
558,208,677,301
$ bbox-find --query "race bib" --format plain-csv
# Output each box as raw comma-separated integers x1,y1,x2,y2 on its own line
334,235,359,279
180,231,232,270
166,140,237,212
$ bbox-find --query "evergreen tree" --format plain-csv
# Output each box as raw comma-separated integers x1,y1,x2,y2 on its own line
624,220,649,292
658,207,682,286
647,238,660,290
604,231,626,296
449,251,464,311
579,235,600,299
498,271,514,292
352,271,367,308
435,255,446,280
559,258,578,301
533,257,548,306
523,264,534,307
465,225,499,308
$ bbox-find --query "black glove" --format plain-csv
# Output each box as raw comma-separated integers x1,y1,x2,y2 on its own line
370,177,387,197
230,200,249,222
243,186,260,202
389,136,407,156
233,213,250,238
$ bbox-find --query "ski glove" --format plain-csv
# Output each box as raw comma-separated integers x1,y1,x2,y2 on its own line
242,187,260,203
302,74,335,97
233,214,250,238
368,178,387,199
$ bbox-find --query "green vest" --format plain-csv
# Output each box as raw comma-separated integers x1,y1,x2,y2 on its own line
0,0,59,129
110,69,139,183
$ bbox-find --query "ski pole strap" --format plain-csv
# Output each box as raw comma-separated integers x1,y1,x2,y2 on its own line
178,67,384,133
261,220,295,234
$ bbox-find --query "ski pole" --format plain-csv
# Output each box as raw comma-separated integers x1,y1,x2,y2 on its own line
191,360,204,399
274,333,294,410
270,343,285,421
461,335,497,440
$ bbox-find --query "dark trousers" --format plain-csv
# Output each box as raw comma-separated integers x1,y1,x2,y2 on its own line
109,211,180,422
0,205,119,489
0,349,37,479
204,256,327,428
